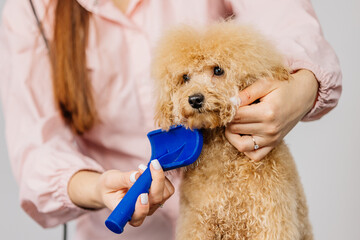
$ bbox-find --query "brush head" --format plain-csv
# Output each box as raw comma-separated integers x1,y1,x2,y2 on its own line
147,125,203,171
105,125,202,234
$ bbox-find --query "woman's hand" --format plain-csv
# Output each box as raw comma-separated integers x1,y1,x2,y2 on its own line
68,160,175,227
225,69,318,161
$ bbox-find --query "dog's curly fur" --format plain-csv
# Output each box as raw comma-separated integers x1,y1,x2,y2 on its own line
152,22,313,240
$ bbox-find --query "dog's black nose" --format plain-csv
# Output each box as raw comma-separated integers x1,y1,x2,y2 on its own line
188,93,204,109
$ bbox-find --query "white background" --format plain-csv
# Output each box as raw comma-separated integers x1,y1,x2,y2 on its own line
0,0,359,239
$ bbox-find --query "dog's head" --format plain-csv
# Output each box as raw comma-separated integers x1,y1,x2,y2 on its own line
152,22,289,130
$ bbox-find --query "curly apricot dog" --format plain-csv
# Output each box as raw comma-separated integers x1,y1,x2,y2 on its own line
152,22,313,240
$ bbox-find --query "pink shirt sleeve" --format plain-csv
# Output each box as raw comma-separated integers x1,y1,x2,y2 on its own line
0,0,104,228
226,0,342,121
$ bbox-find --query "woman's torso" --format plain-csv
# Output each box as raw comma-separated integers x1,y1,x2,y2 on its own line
69,0,231,239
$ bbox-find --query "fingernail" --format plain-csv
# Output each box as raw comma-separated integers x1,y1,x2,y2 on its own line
151,159,161,170
138,164,147,171
140,193,148,205
130,171,138,183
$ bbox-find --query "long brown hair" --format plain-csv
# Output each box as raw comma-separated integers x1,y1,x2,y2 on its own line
52,0,97,135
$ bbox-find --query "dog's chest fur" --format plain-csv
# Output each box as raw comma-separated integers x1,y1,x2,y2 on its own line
179,128,302,238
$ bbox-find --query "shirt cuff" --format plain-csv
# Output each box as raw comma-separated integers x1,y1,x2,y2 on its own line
286,59,340,121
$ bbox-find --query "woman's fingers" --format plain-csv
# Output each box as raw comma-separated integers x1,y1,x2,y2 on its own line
138,163,147,173
238,78,275,106
163,178,175,199
129,193,150,227
133,160,175,217
225,128,275,162
148,177,175,215
232,104,263,123
244,146,273,162
233,100,278,125
225,129,268,153
227,122,262,135
148,160,165,205
227,121,280,145
129,171,140,184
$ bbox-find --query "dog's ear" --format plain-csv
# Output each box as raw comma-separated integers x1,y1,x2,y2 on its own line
154,80,174,130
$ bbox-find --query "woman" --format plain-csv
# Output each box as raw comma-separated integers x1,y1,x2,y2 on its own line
0,0,341,239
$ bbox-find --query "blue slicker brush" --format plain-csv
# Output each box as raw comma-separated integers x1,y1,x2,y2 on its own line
105,125,203,234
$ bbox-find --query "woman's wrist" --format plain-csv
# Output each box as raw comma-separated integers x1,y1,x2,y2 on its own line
291,69,319,117
68,170,105,210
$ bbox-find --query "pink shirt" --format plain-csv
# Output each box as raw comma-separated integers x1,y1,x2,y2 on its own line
0,0,342,239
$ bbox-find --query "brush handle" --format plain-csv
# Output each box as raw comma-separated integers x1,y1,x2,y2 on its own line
105,167,152,234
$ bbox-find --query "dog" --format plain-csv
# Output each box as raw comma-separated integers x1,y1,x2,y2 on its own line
152,22,313,240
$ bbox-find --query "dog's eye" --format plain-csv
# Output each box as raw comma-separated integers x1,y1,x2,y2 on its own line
182,74,190,83
214,66,224,76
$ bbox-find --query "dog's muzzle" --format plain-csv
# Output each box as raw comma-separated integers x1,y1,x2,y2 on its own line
188,93,204,109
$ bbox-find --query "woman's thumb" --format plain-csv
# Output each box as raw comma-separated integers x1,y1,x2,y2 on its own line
104,170,139,189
